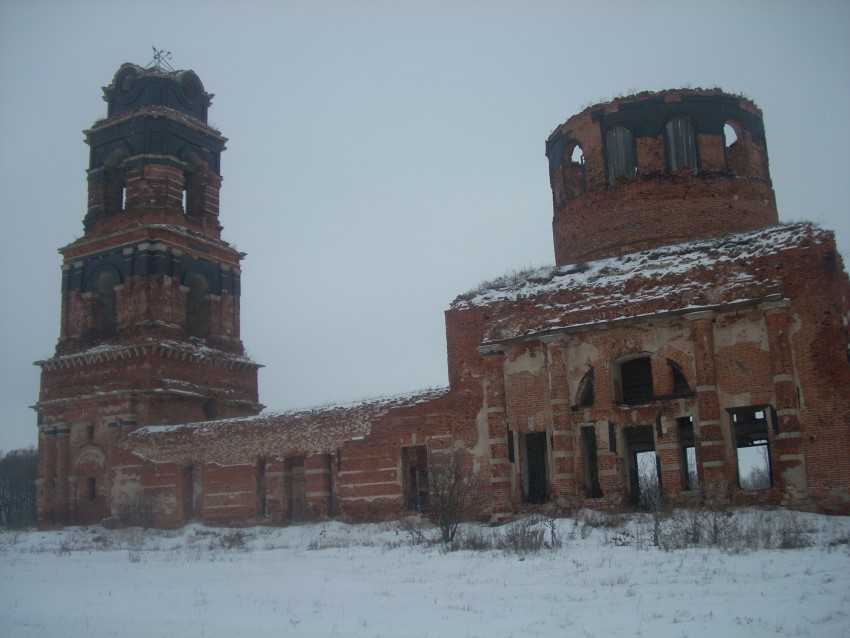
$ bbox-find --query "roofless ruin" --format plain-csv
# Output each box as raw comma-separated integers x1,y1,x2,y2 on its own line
34,64,850,527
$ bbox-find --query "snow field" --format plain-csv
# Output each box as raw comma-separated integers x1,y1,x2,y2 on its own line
2,509,849,638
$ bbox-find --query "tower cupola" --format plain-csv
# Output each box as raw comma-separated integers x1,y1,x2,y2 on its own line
546,89,779,265
83,63,226,237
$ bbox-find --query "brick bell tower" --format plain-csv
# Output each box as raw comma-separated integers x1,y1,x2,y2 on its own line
34,62,262,526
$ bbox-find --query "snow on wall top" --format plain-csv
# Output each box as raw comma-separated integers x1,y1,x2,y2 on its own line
127,387,450,464
452,223,827,344
37,338,260,371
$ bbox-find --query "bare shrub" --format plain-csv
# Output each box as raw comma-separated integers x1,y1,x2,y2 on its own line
657,507,705,550
776,512,813,550
428,449,477,544
498,516,545,555
576,509,626,530
398,515,430,545
635,451,665,545
454,526,495,551
644,505,815,553
543,516,563,549
213,530,249,551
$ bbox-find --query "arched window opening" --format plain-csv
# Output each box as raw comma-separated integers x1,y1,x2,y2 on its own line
103,148,128,215
184,169,204,217
619,356,653,404
90,270,117,338
577,368,595,407
563,142,586,201
103,168,126,215
723,122,738,147
669,360,690,395
724,119,750,175
186,274,211,338
605,126,636,184
665,116,698,173
182,154,209,218
202,398,219,420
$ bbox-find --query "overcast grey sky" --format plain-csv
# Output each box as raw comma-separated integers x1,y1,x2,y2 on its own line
1,1,848,452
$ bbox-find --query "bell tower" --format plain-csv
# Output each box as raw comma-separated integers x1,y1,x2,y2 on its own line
35,62,262,526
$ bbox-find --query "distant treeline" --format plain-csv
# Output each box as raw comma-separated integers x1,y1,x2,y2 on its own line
0,447,37,528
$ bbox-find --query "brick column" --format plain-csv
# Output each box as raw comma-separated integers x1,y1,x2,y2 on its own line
686,311,728,497
264,457,285,523
482,349,512,520
305,454,332,520
36,428,57,527
655,416,685,499
54,426,71,525
761,300,808,504
67,475,79,525
542,337,576,510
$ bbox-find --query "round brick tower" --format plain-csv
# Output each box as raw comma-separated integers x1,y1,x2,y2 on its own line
545,89,778,265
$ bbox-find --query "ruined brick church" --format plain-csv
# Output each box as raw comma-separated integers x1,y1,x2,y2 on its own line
35,63,850,528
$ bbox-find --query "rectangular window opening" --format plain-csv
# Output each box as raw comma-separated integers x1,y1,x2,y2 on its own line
731,408,772,491
87,476,96,502
284,457,307,522
185,465,203,520
326,453,337,517
620,357,654,404
256,459,267,518
520,432,549,504
678,417,697,491
402,445,430,512
582,426,603,499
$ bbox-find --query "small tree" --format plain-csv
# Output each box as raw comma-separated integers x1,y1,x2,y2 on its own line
0,447,38,528
428,448,477,544
739,444,771,490
636,451,664,545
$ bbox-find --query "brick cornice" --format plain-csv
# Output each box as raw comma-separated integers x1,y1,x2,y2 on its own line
479,294,784,350
61,224,243,262
36,340,262,372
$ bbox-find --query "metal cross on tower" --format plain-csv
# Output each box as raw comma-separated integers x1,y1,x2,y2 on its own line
147,46,175,73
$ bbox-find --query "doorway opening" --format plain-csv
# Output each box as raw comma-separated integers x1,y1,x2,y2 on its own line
521,432,549,504
284,456,307,522
403,445,430,512
625,425,661,508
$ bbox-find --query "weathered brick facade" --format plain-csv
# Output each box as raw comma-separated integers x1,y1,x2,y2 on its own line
35,67,850,528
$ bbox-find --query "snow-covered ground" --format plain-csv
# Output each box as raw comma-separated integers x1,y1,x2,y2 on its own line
2,509,849,638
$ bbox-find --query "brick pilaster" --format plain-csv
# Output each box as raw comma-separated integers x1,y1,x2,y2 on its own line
686,311,728,497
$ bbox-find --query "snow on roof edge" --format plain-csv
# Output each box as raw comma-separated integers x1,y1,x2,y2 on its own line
131,386,450,437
